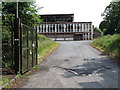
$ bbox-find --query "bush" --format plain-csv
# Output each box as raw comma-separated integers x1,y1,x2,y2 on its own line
91,34,120,58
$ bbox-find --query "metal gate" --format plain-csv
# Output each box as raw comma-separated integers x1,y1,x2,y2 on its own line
2,18,38,74
14,18,38,74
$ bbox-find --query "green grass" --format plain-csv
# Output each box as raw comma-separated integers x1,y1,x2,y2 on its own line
38,35,59,64
33,65,40,70
91,34,120,58
0,77,9,86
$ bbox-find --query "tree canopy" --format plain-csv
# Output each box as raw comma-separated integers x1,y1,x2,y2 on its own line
99,1,120,35
2,2,43,26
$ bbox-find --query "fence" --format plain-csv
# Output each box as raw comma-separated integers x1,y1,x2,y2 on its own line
2,18,38,74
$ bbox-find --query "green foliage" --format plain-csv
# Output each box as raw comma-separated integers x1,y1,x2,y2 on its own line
38,35,56,54
94,27,103,36
37,35,59,64
100,1,120,35
2,2,43,26
33,65,40,69
0,77,9,86
91,34,120,58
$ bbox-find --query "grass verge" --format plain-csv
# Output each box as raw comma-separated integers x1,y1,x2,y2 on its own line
38,35,60,64
91,34,120,59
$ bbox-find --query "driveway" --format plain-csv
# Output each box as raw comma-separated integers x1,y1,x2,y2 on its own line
22,41,118,88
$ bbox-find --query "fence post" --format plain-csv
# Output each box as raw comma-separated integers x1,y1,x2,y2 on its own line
14,18,20,74
35,26,38,65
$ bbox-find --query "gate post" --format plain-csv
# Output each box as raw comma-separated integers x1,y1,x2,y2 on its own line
35,26,38,65
14,18,20,74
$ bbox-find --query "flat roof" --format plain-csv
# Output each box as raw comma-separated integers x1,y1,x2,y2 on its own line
40,22,92,24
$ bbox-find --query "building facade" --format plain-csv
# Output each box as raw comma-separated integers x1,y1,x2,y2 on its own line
38,14,94,40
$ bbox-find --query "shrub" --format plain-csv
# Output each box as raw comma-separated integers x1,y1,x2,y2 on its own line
91,34,120,58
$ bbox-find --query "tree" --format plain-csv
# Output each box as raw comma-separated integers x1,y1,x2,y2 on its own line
100,1,120,34
2,2,43,26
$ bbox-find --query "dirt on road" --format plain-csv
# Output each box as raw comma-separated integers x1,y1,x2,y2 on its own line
22,41,119,88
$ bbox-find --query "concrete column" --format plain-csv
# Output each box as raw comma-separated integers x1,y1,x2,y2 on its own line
43,25,45,32
40,25,42,33
76,24,77,32
79,24,81,32
55,24,57,32
73,24,75,32
82,23,84,32
63,24,65,32
84,23,87,32
74,24,76,32
44,24,46,32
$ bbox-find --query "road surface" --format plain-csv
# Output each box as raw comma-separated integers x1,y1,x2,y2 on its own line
22,41,118,88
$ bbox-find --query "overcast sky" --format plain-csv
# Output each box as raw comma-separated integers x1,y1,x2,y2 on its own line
36,0,113,27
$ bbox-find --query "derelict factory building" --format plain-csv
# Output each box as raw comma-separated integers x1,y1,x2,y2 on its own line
37,14,94,41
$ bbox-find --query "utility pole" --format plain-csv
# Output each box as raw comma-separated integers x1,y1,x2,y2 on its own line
16,0,18,18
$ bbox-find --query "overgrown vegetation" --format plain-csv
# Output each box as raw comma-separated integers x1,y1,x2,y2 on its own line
38,35,59,64
99,1,120,35
0,77,9,86
91,34,120,58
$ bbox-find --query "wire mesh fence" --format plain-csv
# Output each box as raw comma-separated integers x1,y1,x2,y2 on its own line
2,18,38,74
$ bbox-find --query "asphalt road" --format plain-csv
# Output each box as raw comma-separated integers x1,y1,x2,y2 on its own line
22,41,119,88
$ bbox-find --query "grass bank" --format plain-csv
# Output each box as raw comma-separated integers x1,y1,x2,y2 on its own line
38,35,59,64
91,34,120,58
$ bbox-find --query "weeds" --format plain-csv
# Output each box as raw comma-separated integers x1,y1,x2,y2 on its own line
33,65,40,70
91,34,120,58
38,35,59,64
0,77,9,86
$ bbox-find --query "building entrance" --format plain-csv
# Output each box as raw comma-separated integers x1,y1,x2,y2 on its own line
74,33,83,40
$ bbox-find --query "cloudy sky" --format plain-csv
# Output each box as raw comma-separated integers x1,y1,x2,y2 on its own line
36,0,113,27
